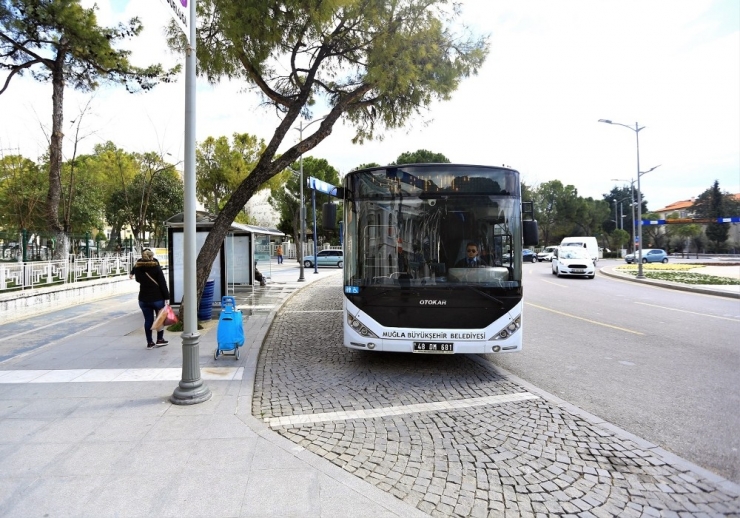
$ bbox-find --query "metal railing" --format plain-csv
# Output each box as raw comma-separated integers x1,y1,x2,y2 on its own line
0,255,135,294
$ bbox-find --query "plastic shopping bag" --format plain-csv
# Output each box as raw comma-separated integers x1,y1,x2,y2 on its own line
151,307,167,331
163,304,178,326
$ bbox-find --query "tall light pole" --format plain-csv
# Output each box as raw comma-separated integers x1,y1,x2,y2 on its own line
297,121,306,282
599,119,659,279
171,0,211,405
312,185,319,274
295,117,327,282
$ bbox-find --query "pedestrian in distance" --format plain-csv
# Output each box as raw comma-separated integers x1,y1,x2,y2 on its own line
130,248,170,349
276,244,283,264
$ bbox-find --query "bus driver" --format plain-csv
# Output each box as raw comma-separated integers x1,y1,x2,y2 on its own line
455,242,488,268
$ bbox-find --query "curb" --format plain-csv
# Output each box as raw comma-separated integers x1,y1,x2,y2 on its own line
599,265,740,299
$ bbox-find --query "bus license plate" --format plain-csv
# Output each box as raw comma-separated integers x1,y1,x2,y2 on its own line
413,342,454,353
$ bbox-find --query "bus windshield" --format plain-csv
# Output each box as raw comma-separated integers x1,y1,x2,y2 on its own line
344,165,524,290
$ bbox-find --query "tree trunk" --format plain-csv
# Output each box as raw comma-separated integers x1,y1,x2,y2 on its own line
47,55,66,259
183,98,351,318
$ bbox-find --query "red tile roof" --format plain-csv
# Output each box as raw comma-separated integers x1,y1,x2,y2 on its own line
655,198,695,213
655,193,740,213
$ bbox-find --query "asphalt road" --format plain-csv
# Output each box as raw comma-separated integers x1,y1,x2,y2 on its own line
488,261,740,485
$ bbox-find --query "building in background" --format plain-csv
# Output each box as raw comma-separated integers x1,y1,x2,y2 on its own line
245,191,280,229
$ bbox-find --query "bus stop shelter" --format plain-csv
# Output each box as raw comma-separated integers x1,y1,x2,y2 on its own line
164,211,285,306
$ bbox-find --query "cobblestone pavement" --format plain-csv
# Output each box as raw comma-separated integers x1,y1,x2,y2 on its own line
252,276,740,517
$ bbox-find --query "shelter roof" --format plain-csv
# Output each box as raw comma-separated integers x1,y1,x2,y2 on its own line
164,212,284,237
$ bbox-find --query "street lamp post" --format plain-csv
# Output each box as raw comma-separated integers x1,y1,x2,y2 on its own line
312,186,319,274
295,116,326,282
599,119,660,279
298,127,306,282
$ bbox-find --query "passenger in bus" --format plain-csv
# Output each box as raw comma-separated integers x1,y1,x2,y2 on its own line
455,242,488,268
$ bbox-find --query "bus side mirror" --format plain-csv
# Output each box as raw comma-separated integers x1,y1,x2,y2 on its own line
523,220,539,247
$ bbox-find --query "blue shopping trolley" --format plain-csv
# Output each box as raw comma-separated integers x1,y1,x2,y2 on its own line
214,296,244,360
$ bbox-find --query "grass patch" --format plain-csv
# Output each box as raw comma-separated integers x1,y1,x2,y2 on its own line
622,270,740,285
616,263,739,285
616,263,699,271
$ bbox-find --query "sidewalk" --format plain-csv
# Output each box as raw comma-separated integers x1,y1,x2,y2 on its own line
0,265,426,517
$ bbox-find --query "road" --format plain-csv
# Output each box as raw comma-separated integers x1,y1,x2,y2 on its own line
489,261,740,485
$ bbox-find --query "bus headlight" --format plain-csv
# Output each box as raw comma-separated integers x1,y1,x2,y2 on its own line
491,315,521,340
347,313,378,338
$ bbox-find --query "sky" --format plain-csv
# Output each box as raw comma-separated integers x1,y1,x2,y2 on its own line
1,0,739,213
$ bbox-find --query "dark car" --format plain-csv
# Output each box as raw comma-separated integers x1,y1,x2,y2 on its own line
303,249,343,268
624,248,668,264
522,249,537,263
502,249,538,263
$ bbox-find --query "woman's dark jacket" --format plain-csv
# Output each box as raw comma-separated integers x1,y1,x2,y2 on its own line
132,259,170,302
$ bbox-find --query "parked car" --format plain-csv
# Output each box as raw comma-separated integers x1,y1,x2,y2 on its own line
551,246,595,279
522,249,538,263
536,246,557,262
624,248,668,264
303,249,343,268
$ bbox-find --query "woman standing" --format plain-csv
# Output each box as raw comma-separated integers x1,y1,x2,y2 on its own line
130,249,170,349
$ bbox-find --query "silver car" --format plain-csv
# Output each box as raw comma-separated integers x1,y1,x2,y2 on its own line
303,249,343,268
624,249,668,264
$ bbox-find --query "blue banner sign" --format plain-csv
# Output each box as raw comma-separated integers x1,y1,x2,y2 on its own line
308,177,338,196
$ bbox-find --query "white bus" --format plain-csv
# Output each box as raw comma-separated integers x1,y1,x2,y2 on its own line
342,164,538,354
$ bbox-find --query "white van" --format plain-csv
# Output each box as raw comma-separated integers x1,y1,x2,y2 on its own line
559,236,599,264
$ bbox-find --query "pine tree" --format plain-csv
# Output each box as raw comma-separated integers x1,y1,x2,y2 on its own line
0,0,178,258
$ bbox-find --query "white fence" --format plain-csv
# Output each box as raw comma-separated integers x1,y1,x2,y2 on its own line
0,255,135,295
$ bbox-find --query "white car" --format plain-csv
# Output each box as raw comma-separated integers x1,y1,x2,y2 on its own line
536,246,557,262
552,246,595,279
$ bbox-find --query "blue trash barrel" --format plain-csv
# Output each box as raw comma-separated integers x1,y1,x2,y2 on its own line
198,279,215,320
